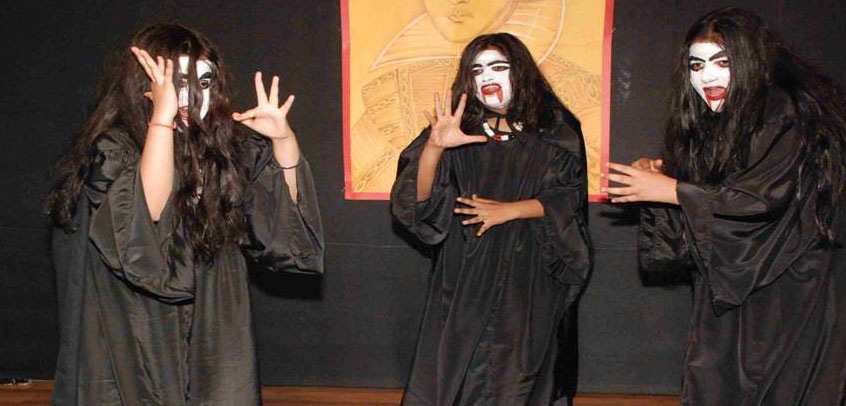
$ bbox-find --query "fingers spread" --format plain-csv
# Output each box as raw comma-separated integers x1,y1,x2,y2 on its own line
605,186,636,196
423,110,436,126
254,72,267,106
444,89,453,116
606,173,633,186
462,216,483,225
269,75,280,106
279,94,295,114
232,108,257,122
434,93,443,117
607,162,639,176
455,196,476,207
454,93,467,117
164,59,174,85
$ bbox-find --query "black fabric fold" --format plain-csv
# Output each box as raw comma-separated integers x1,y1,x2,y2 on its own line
392,111,591,406
52,129,324,406
637,88,846,406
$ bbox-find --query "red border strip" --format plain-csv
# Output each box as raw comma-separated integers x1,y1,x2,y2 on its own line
341,0,355,200
590,0,614,202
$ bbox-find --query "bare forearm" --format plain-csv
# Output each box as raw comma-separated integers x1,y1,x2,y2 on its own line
416,143,444,201
508,199,545,220
139,125,174,221
271,135,300,202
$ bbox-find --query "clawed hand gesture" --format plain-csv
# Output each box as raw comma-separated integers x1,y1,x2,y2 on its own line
233,72,295,140
602,158,678,204
454,195,516,237
130,47,178,124
423,91,487,149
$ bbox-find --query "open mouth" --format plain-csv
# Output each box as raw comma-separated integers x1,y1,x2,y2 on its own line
179,108,190,122
481,84,503,103
703,86,727,101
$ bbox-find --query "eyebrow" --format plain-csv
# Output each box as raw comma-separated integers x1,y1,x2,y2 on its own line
199,72,212,79
709,50,728,60
472,60,510,67
689,50,728,62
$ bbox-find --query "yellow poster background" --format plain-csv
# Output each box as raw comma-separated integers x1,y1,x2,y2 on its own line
345,0,609,199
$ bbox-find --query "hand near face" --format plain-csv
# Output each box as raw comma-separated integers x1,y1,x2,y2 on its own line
233,72,295,140
603,162,679,204
454,195,518,237
423,91,488,149
130,47,178,124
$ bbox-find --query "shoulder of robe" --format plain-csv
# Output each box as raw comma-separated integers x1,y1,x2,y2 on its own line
91,127,141,157
537,106,585,159
762,87,797,126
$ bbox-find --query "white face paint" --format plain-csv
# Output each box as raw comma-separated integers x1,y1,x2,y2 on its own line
177,56,213,122
688,42,730,112
472,49,512,112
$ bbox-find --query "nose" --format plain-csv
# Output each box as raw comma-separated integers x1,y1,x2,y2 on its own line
701,66,719,83
178,87,189,108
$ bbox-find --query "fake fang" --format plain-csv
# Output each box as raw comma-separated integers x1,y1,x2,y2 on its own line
704,86,726,109
481,84,504,104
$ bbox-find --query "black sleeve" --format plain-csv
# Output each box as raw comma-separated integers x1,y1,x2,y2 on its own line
86,129,194,303
241,135,324,273
390,128,457,245
675,118,818,314
638,205,695,283
529,121,592,285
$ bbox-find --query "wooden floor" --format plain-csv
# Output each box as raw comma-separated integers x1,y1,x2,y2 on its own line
0,381,680,405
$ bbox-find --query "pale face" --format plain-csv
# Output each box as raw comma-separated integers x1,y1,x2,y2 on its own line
688,42,730,112
177,56,213,122
472,49,512,112
423,0,517,42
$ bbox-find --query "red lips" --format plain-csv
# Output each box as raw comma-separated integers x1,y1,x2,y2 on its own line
481,84,503,103
704,86,727,101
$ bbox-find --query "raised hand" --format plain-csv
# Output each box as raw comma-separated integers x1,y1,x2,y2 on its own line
454,195,518,237
603,162,679,204
233,72,295,140
423,91,487,149
130,47,178,124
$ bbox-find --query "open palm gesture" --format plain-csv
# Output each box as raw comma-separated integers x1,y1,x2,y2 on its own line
233,72,295,140
130,47,178,124
423,91,487,149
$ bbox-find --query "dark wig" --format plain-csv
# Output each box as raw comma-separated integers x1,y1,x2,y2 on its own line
46,23,248,261
664,7,846,242
450,32,567,132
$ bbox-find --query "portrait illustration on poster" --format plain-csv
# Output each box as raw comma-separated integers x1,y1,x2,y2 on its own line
343,0,613,200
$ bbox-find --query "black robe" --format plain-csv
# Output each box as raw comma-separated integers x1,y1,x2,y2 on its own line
391,111,592,406
51,128,324,406
639,90,846,405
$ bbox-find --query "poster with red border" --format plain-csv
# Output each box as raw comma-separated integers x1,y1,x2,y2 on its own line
342,0,614,202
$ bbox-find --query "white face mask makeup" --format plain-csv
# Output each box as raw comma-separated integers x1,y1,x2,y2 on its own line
177,56,213,122
472,49,512,112
688,42,730,112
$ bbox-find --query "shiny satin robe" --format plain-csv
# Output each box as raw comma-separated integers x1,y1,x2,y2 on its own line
391,109,592,406
51,128,324,406
639,90,846,405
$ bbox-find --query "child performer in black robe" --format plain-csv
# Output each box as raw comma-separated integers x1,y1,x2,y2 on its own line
45,24,323,405
391,33,592,406
606,8,846,406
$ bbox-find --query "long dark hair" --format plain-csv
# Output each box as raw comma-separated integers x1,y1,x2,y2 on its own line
46,23,247,261
664,7,846,241
450,33,567,132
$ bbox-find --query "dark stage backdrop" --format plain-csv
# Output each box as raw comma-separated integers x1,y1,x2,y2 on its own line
2,0,844,394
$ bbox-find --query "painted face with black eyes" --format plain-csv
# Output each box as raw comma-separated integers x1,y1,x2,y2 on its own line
688,42,730,112
177,55,213,122
472,48,512,112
